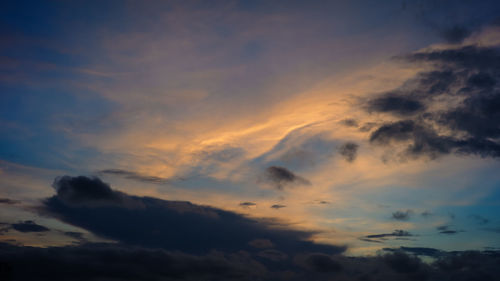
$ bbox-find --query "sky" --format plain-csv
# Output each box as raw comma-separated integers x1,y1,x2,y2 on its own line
1,1,500,280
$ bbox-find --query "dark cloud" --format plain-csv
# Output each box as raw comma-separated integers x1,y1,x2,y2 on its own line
1,241,499,281
362,229,413,242
437,225,462,235
51,176,122,205
239,201,256,207
0,198,20,205
392,210,413,221
264,166,311,190
365,43,500,160
10,221,49,233
367,94,424,115
42,175,344,256
271,204,286,209
440,25,471,44
338,142,359,162
298,253,343,273
99,169,168,184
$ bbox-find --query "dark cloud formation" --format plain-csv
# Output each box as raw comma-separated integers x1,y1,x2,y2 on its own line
42,175,344,256
338,142,359,162
271,204,286,209
10,221,49,233
99,169,168,184
264,166,311,190
365,44,500,160
421,210,433,218
0,198,19,205
361,229,413,243
1,242,499,281
392,210,413,221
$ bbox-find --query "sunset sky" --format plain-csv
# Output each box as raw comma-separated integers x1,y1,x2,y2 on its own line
1,1,500,280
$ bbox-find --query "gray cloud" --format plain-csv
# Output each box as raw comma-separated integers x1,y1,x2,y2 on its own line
392,210,413,221
365,44,500,160
11,221,49,233
338,142,359,162
264,166,311,190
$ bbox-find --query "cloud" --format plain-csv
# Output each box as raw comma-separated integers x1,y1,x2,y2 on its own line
298,253,343,273
392,210,413,221
271,204,286,209
99,169,168,184
264,166,311,190
361,229,413,243
338,142,359,162
239,201,256,207
365,43,500,160
339,119,358,127
0,198,20,205
42,175,345,255
437,225,462,235
1,241,499,281
10,221,49,233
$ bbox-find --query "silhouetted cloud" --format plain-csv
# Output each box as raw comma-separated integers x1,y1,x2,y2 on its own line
367,94,424,115
0,198,20,205
271,204,286,209
338,142,359,162
362,230,413,243
239,201,256,207
365,44,500,160
11,221,49,233
1,241,499,281
99,169,168,184
42,175,344,256
392,210,413,221
264,166,311,190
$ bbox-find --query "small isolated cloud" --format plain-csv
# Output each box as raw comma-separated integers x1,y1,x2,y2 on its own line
248,239,274,249
437,225,462,235
392,210,413,221
360,230,413,243
11,221,49,233
264,166,311,190
338,142,359,162
271,204,286,209
239,202,256,207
